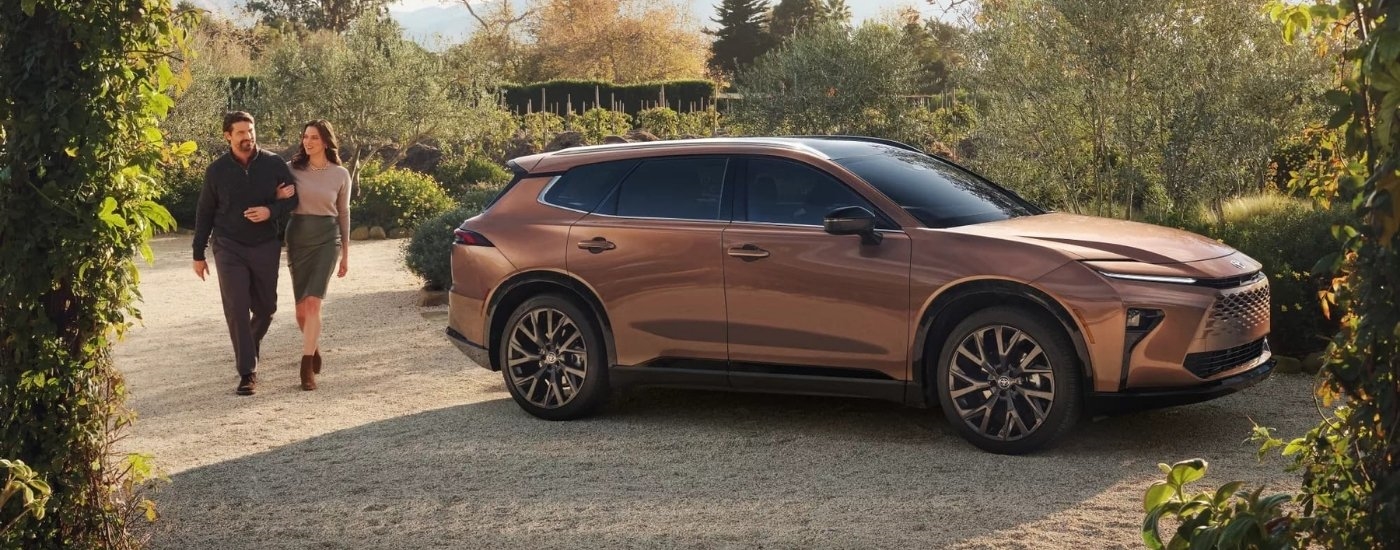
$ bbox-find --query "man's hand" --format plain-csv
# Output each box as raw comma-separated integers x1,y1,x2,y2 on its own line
193,260,208,281
276,183,296,199
243,206,272,223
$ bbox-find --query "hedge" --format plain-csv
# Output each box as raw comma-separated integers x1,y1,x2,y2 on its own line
501,79,717,116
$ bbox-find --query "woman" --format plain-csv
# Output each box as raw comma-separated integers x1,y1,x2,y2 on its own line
285,119,351,391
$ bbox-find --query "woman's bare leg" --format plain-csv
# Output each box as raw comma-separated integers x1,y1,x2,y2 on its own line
301,296,323,356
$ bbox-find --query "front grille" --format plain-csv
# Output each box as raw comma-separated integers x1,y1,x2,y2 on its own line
1203,283,1270,339
1184,338,1267,378
1195,271,1265,289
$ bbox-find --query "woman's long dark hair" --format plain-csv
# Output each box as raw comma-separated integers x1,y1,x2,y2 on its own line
290,119,342,170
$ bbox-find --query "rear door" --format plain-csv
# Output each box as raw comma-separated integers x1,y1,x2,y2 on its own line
564,156,733,376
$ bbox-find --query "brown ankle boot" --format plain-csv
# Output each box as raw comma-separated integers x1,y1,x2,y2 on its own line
300,355,317,391
313,349,321,374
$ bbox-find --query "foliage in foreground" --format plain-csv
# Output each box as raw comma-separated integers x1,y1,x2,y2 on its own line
0,1,188,547
1144,3,1400,548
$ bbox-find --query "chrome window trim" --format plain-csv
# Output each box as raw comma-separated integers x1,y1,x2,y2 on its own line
727,220,904,234
584,211,730,224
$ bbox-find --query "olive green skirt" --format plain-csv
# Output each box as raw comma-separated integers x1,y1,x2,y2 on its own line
286,214,341,301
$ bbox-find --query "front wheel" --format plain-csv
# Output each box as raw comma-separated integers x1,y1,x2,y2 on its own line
933,306,1081,454
499,294,610,420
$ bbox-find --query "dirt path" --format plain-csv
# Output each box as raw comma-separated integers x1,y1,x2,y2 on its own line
116,234,1316,549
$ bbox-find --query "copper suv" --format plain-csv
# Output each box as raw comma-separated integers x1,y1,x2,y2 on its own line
445,137,1274,454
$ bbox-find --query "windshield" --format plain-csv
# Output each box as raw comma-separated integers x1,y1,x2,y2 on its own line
835,148,1043,228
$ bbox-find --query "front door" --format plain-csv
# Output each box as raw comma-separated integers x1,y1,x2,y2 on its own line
723,157,912,390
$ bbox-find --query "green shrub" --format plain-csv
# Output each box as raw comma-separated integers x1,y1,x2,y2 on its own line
434,154,511,197
566,108,632,144
520,111,566,151
636,107,680,138
677,107,720,137
351,166,455,230
456,182,509,213
1150,194,1349,356
405,204,472,290
153,152,211,230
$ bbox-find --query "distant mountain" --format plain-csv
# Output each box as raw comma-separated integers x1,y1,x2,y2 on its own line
390,4,479,49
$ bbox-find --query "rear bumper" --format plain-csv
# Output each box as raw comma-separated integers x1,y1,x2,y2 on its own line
445,327,495,371
1089,356,1276,415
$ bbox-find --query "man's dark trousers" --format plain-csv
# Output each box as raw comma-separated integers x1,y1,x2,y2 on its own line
211,235,280,376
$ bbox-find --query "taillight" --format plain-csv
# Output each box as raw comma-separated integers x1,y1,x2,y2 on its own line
453,228,493,246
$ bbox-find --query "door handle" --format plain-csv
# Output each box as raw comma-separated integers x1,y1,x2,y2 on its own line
727,244,770,259
577,237,615,252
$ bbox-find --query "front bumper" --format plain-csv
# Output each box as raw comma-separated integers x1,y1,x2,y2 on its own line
1088,356,1276,415
445,327,495,371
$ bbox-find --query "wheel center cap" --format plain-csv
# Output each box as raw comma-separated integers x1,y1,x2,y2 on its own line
996,376,1013,389
543,353,559,365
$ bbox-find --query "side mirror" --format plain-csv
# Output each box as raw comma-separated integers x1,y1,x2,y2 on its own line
823,206,883,245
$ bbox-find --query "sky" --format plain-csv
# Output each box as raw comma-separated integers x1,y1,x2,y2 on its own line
387,0,956,26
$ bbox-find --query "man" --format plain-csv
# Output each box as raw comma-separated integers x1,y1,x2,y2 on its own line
193,111,298,395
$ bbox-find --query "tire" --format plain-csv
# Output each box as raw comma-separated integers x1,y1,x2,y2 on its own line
933,306,1081,454
499,293,610,420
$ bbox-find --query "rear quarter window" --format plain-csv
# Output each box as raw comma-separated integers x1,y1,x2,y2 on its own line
540,160,637,212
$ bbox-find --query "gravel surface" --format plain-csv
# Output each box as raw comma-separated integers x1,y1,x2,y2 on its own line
116,235,1317,549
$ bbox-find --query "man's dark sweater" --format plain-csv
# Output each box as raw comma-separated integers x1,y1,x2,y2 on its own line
192,149,299,261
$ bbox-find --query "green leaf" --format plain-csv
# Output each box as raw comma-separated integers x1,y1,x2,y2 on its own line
1283,439,1307,456
1168,459,1208,487
1214,481,1245,507
1217,516,1259,546
139,242,155,265
1146,481,1176,512
98,197,127,229
1311,251,1341,277
175,140,197,156
1142,506,1173,550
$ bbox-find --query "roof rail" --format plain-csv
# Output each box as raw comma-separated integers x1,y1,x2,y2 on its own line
547,137,830,159
781,135,926,154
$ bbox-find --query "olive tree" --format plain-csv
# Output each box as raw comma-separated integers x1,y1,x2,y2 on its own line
729,21,918,137
967,0,1326,218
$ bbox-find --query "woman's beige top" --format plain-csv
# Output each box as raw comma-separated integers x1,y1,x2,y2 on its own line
289,162,352,247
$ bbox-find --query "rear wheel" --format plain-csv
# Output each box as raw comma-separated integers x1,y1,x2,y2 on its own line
933,306,1081,454
499,294,610,420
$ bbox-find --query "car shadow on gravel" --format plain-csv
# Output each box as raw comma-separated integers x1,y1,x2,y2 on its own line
147,374,1313,549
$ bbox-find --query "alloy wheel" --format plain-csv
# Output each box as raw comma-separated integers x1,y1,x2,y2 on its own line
947,325,1057,441
506,307,589,409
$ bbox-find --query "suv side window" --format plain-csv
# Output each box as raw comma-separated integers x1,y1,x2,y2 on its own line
541,159,637,212
613,157,729,221
744,157,876,227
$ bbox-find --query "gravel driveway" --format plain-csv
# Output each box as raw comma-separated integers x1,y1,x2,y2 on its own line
116,235,1317,549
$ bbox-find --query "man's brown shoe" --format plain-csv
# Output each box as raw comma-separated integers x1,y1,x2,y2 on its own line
313,349,321,374
300,355,317,391
236,373,257,396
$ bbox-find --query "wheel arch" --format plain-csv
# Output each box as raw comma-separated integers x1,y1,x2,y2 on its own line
910,279,1094,406
485,270,615,371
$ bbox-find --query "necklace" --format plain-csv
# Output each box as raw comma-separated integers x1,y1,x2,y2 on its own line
309,161,330,171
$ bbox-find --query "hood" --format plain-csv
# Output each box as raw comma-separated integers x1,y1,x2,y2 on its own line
951,213,1236,264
